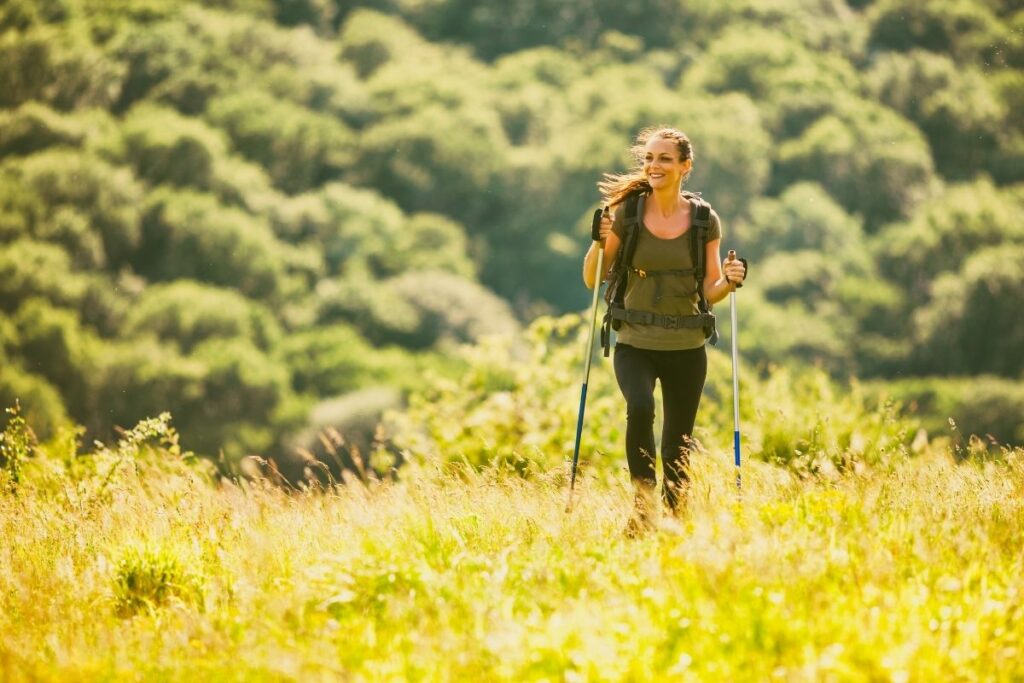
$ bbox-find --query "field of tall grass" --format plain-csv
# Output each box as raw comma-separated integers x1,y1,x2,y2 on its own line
2,402,1022,682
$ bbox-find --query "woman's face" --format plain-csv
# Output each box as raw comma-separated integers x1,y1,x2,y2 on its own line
643,137,691,191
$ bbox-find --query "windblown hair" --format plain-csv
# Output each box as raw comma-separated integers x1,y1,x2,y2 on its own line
597,126,694,207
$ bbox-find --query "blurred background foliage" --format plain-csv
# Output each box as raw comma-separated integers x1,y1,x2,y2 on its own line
0,0,1021,473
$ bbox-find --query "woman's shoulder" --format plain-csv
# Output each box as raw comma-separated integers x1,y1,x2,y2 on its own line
682,191,723,237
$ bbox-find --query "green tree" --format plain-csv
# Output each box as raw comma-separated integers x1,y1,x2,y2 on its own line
189,337,295,456
0,25,122,111
875,178,1024,303
680,24,860,138
273,0,336,32
912,245,1024,377
738,182,864,260
107,104,228,190
121,281,282,353
0,170,45,243
867,0,1010,67
108,14,212,113
0,0,72,32
14,149,144,268
93,338,207,440
206,90,354,193
316,270,519,349
0,240,87,312
315,182,475,278
866,50,1008,181
0,102,86,158
680,92,772,220
0,364,68,439
275,323,387,396
10,298,102,422
137,188,289,300
774,96,934,228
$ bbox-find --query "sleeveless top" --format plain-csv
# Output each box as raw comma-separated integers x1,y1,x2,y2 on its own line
610,201,722,350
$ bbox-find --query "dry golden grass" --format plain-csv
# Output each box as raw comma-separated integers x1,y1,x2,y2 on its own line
1,430,1022,681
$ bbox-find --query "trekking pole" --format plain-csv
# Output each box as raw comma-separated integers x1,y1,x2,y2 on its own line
567,206,608,512
727,250,742,492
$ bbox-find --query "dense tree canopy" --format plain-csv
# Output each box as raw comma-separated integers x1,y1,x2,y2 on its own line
1,0,1020,455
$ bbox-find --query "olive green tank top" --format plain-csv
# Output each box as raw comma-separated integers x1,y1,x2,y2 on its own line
610,199,722,351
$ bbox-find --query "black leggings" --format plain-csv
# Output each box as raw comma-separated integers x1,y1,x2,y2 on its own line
613,343,707,509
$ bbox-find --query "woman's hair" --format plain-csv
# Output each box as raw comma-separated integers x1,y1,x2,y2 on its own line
597,126,694,207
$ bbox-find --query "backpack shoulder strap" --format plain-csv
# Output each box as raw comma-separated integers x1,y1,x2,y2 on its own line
607,191,644,302
620,191,644,268
689,195,711,279
688,193,713,306
601,191,645,356
688,193,719,345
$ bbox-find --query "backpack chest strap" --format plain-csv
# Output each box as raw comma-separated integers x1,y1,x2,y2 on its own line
630,267,695,279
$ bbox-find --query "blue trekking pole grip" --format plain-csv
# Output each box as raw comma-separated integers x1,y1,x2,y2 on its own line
567,206,608,512
727,249,742,492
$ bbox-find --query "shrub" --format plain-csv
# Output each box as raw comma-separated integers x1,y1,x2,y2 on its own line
274,323,380,396
394,314,918,478
725,368,915,477
113,542,203,616
0,402,33,493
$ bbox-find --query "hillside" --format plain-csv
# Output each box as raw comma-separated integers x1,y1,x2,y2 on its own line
1,0,1022,463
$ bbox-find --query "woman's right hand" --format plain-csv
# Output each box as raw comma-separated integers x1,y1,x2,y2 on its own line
597,207,612,244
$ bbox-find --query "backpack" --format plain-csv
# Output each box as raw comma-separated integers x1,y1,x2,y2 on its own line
599,190,718,356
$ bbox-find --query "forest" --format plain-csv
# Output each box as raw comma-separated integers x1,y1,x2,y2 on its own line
1,0,1022,469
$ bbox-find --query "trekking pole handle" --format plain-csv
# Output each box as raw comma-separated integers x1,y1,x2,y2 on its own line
591,206,609,242
726,250,747,289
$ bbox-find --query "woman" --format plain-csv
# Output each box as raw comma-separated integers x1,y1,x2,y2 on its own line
582,126,746,532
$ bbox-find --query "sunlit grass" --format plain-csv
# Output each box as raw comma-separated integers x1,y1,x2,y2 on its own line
1,432,1022,682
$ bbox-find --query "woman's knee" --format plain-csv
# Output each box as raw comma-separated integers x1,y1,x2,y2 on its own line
624,395,656,424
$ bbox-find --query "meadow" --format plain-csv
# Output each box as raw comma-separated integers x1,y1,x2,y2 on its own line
2,407,1022,682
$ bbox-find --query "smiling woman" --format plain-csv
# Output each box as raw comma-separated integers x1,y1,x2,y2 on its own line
582,126,747,534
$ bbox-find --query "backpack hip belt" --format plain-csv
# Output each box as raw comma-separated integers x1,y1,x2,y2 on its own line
608,305,713,330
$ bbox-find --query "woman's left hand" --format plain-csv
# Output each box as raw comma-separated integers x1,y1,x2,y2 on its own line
723,254,746,285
